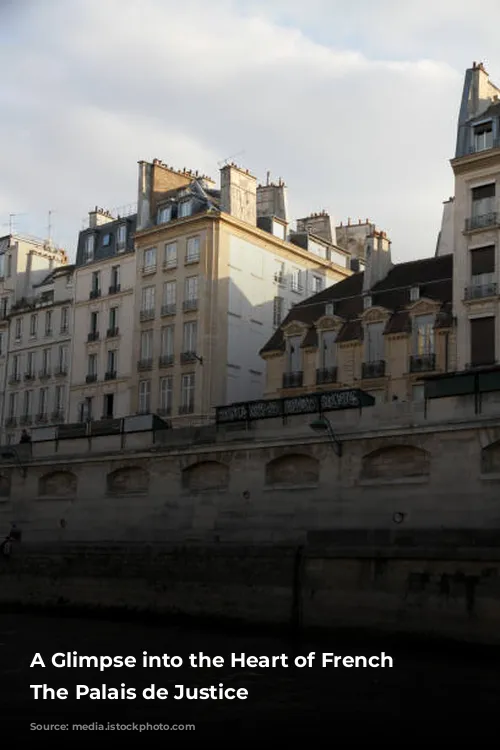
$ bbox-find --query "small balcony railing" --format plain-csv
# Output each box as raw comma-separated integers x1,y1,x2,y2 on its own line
20,414,32,425
140,308,155,322
24,372,36,382
60,325,69,335
108,284,121,295
44,328,53,337
163,259,177,270
161,304,176,316
36,413,48,424
137,358,153,371
282,371,303,388
105,371,117,381
39,369,51,380
8,375,20,385
179,403,194,415
89,289,101,300
183,298,198,312
85,373,97,383
464,282,497,300
107,327,119,338
142,264,157,275
51,410,64,422
159,355,174,368
5,417,17,426
316,366,338,385
409,353,436,373
180,351,198,364
87,331,99,342
465,212,498,231
157,406,172,416
185,252,200,265
362,360,386,379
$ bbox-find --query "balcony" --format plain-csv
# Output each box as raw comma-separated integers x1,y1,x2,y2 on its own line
409,353,436,373
5,417,17,427
180,351,198,364
24,372,36,382
8,375,20,385
20,414,32,425
106,327,119,338
465,212,498,232
55,367,67,377
89,289,101,300
179,404,194,415
185,253,200,265
137,358,153,371
183,298,198,312
140,308,155,322
157,406,172,416
362,360,386,379
44,328,53,337
87,331,99,342
159,354,174,368
316,366,338,385
85,373,97,383
464,282,497,300
163,260,177,270
142,264,157,275
39,370,51,380
51,409,64,422
60,325,69,335
468,137,500,154
105,371,117,381
161,304,176,317
108,284,121,295
282,370,303,388
36,413,48,424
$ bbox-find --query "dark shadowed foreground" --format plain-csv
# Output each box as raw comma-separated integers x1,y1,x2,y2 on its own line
1,611,499,739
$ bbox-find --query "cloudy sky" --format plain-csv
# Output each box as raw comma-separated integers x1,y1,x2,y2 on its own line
0,0,498,261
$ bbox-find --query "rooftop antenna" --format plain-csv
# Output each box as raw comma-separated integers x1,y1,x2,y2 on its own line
48,210,54,245
9,213,26,234
217,149,245,168
266,171,271,186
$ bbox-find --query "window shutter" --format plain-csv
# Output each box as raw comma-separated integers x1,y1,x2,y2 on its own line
470,316,495,366
471,246,495,275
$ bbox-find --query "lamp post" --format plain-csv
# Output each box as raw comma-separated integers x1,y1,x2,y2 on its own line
309,416,342,457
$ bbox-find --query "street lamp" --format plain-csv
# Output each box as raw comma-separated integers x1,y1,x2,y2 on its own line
309,416,342,457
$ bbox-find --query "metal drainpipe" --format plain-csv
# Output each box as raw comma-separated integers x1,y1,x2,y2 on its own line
444,331,449,372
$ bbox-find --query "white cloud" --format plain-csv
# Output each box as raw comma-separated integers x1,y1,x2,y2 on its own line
0,0,486,262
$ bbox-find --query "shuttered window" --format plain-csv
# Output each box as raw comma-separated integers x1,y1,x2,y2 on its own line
471,246,495,276
472,184,495,201
470,316,495,366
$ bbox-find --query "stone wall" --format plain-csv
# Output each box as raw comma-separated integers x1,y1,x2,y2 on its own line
3,540,500,644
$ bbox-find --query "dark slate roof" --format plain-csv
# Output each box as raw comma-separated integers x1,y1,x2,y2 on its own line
469,101,500,123
260,254,453,354
34,264,75,288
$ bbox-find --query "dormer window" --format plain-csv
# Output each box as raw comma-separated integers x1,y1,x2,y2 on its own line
157,205,172,224
178,200,193,218
325,302,335,316
410,286,420,302
473,121,493,152
363,295,372,310
84,234,95,263
102,233,111,247
117,224,126,250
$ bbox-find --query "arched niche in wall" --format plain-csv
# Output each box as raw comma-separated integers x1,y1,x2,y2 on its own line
265,453,320,488
182,461,229,493
481,440,500,474
0,473,11,499
38,470,77,498
107,466,149,495
361,445,430,480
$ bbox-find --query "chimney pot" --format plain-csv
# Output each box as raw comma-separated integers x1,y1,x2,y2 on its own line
348,217,351,225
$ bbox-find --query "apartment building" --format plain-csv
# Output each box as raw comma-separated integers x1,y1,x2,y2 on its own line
69,208,137,422
131,159,352,422
0,234,68,440
260,230,454,403
3,265,74,443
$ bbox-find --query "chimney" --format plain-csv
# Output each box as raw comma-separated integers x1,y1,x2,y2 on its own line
296,213,333,243
363,229,392,292
220,164,257,224
88,206,115,229
257,181,289,223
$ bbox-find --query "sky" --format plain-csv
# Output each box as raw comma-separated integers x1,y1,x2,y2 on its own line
0,0,499,262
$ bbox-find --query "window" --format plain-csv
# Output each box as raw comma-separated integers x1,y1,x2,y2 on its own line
30,314,38,337
274,262,285,284
138,380,151,413
141,286,155,311
55,385,65,411
287,335,302,372
109,307,118,329
140,330,153,360
90,311,99,333
470,316,495,366
410,286,420,302
159,376,173,413
117,224,127,248
60,307,69,333
23,390,32,417
0,255,4,277
79,396,93,421
164,242,177,268
471,183,495,218
186,236,200,262
470,245,495,290
414,314,434,355
273,296,284,328
291,268,302,292
12,354,20,378
84,234,95,263
8,392,17,418
312,275,323,294
38,388,48,416
107,349,117,373
110,265,120,289
365,322,384,362
143,247,157,271
181,373,195,410
179,200,192,218
58,345,68,372
42,348,51,374
161,326,174,356
27,351,36,376
91,270,100,293
0,297,8,318
363,295,372,309
163,281,176,307
102,233,111,247
0,332,4,355
14,318,22,341
45,310,52,336
474,122,493,152
183,321,197,352
87,353,97,376
157,205,172,224
184,276,198,301
6,255,12,277
320,330,337,368
412,384,425,402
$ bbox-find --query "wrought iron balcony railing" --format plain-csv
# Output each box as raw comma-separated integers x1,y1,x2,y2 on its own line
161,304,176,316
362,360,386,379
159,355,174,368
108,284,121,295
183,299,198,312
89,289,101,300
140,309,155,322
179,404,194,414
87,331,99,342
282,370,304,388
465,212,498,231
464,282,497,300
180,351,198,364
104,371,117,381
85,373,97,383
137,358,153,371
107,327,119,338
409,353,436,373
316,366,338,385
